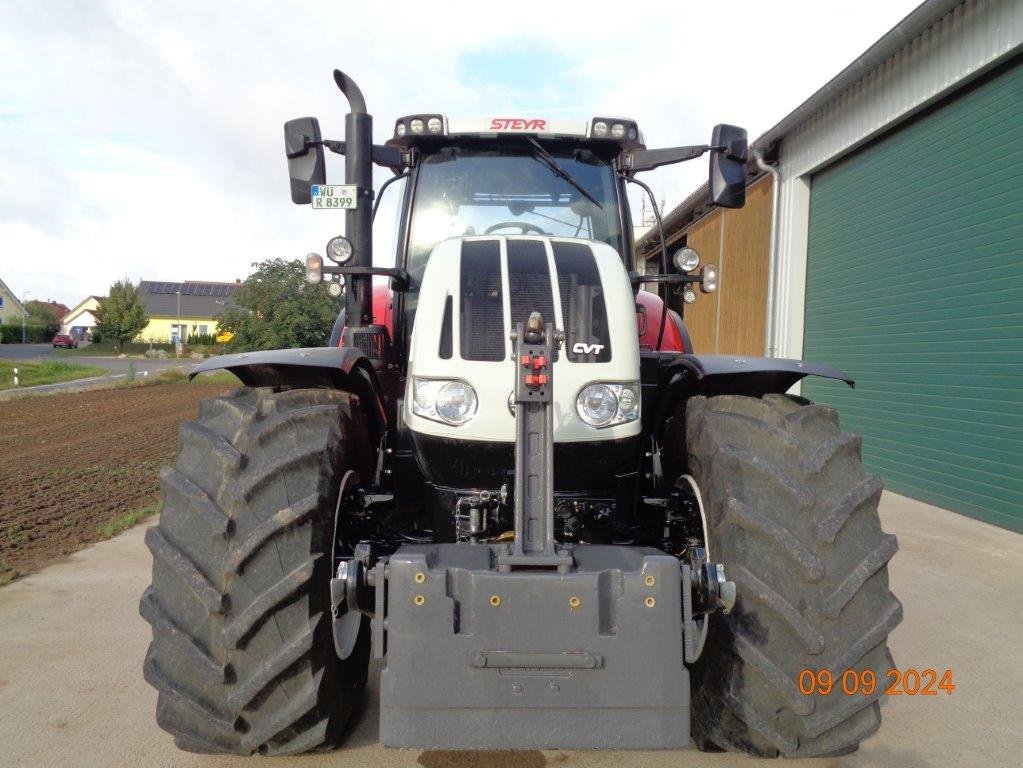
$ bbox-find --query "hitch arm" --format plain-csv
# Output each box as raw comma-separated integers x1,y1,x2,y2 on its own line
497,312,572,571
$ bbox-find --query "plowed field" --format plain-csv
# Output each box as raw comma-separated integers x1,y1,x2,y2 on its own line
0,381,233,583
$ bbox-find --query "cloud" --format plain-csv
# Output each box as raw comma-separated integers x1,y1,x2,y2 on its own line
0,0,922,306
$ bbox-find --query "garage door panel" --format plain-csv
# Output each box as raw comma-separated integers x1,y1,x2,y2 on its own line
802,59,1023,531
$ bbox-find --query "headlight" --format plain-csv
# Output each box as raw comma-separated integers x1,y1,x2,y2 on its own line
592,120,608,137
610,122,625,139
427,117,443,133
326,235,353,264
673,246,700,273
576,382,640,428
410,118,424,134
411,378,478,426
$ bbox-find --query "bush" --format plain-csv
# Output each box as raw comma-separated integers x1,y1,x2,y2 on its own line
0,323,51,343
187,333,215,346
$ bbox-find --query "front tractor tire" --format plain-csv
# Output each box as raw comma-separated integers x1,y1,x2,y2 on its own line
140,387,373,755
686,394,902,758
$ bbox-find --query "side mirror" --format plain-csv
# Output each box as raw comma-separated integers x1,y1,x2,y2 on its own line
284,117,326,204
709,124,748,209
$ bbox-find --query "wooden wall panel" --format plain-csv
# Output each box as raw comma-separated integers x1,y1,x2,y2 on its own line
718,176,772,355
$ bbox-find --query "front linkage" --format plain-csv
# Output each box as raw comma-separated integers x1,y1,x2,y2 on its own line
332,312,735,750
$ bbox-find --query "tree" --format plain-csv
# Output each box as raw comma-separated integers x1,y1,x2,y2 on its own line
94,279,149,351
218,258,343,352
25,301,62,340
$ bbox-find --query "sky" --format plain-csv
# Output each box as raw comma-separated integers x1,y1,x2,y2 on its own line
0,0,924,307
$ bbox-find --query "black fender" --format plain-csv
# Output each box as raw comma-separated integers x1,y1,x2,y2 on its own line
675,354,853,397
189,346,387,444
645,353,853,441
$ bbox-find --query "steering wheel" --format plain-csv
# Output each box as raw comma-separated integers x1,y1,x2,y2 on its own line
484,221,547,235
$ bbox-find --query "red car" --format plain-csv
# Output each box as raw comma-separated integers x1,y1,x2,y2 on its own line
52,334,78,349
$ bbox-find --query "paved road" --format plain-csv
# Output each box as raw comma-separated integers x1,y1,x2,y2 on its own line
0,493,1019,768
1,343,190,374
0,343,62,361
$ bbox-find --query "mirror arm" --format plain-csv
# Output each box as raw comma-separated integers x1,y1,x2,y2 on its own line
286,136,346,159
371,145,413,171
623,141,749,174
622,144,710,174
288,136,411,171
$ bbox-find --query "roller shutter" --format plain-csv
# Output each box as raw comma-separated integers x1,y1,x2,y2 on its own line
802,59,1023,531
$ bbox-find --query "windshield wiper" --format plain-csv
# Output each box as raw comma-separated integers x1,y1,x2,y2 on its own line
526,137,604,210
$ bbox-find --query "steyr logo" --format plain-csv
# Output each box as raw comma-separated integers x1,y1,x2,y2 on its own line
490,118,548,131
572,342,604,355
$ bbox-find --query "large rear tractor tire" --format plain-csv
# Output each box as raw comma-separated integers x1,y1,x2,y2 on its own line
686,394,902,758
140,387,374,755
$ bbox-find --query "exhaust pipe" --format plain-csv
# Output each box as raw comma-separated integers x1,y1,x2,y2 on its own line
334,70,374,328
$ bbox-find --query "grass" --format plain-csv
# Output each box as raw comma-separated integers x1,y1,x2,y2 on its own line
97,502,161,540
0,358,108,390
117,369,239,389
53,342,226,358
52,342,173,357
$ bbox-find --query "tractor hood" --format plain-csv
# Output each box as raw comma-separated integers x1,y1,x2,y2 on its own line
405,236,641,443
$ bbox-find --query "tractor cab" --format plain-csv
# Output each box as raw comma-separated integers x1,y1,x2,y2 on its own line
394,121,637,340
286,90,745,372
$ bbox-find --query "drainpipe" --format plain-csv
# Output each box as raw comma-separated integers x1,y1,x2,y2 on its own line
755,149,781,357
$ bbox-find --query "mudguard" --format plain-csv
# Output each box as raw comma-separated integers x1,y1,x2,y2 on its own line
189,346,387,442
645,353,853,441
676,354,854,397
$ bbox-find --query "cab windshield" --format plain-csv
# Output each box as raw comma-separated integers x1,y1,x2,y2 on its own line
406,143,624,291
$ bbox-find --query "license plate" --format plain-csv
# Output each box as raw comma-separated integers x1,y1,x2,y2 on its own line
311,184,357,209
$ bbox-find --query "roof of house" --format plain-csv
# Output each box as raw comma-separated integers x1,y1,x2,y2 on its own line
137,280,240,318
0,276,27,313
64,295,104,317
636,0,966,260
34,300,71,318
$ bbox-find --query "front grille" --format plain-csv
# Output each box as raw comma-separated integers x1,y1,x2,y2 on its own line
459,240,505,361
353,327,386,360
507,239,556,332
552,241,611,362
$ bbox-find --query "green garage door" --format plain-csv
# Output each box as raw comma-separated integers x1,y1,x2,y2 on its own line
802,59,1023,532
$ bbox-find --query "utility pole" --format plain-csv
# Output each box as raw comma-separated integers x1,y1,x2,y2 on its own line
175,289,182,357
21,292,28,344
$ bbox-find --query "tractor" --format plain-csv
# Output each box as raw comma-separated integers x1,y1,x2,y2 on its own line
141,69,901,757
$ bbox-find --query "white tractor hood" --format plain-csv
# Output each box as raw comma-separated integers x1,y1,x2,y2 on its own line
404,236,641,443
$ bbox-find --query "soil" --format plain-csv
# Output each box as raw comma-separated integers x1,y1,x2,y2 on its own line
0,381,234,583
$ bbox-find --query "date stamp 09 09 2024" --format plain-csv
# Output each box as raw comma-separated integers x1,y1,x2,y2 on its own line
798,668,956,697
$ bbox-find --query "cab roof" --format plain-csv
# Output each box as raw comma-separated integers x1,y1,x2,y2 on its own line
386,114,645,151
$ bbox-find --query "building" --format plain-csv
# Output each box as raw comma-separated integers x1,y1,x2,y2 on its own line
638,0,1023,531
135,280,240,343
0,277,27,329
62,296,104,339
33,299,70,321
